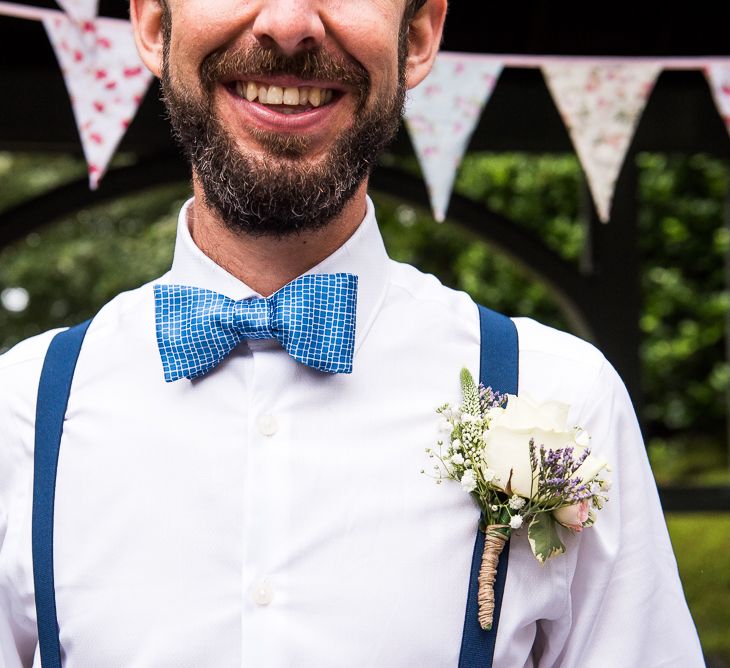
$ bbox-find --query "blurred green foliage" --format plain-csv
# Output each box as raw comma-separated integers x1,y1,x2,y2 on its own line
637,154,730,486
667,513,730,665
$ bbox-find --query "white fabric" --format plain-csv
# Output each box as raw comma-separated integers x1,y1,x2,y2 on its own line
404,53,502,222
0,197,703,667
542,62,660,223
42,14,153,189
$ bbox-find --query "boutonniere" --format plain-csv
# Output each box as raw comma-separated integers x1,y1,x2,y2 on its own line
424,369,611,631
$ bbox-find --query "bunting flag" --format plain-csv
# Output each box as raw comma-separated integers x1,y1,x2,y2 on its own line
705,63,730,137
405,53,503,222
43,13,153,188
543,62,660,222
55,0,98,22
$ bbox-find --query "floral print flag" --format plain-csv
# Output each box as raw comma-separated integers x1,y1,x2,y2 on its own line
405,53,503,222
705,64,730,137
543,62,660,223
43,13,153,189
55,0,98,22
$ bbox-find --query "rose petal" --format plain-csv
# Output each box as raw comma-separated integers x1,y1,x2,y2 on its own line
553,500,590,531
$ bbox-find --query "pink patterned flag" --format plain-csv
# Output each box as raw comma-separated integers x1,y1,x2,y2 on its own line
543,62,660,223
705,64,730,137
405,53,503,222
56,0,98,22
43,13,153,189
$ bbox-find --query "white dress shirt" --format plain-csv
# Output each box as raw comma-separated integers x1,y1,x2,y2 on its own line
0,197,703,667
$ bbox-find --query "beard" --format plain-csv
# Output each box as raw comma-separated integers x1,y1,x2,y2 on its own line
160,21,408,238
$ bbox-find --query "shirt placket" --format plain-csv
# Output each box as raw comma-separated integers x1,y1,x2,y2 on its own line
240,340,293,667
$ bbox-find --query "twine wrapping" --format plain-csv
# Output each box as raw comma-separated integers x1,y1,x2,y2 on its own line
477,524,510,631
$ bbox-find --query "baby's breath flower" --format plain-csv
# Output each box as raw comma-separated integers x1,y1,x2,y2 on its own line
450,453,465,466
452,438,462,451
508,495,526,510
509,514,524,530
481,465,496,483
461,469,477,493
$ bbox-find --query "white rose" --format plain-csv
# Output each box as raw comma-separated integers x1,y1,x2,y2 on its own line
482,394,606,498
572,454,609,489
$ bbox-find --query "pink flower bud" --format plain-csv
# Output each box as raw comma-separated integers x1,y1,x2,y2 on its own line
553,499,590,532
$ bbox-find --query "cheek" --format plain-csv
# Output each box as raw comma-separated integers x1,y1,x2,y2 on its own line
168,2,254,66
326,12,403,89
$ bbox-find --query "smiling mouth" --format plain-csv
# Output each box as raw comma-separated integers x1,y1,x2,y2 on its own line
227,80,338,114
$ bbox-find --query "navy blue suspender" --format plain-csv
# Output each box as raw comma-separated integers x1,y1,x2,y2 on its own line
32,306,518,667
459,305,519,667
32,320,91,668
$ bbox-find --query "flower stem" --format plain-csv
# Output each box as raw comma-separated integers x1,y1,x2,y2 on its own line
477,524,511,630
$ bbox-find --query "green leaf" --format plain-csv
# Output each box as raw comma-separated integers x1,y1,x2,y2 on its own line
527,513,566,564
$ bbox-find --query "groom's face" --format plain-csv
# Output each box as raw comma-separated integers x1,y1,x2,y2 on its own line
150,0,421,236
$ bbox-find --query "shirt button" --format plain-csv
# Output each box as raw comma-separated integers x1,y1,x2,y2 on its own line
257,414,278,437
251,578,274,606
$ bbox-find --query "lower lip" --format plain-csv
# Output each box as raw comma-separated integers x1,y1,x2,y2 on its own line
223,85,342,134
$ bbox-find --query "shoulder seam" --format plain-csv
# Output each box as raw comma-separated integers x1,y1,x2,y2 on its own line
0,328,65,374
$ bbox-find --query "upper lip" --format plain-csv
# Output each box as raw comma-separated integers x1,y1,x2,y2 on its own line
221,74,346,92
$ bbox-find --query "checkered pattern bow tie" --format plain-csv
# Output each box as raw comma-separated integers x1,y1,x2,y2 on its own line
154,273,358,382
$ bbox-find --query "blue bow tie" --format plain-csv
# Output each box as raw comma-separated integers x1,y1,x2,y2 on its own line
154,273,358,382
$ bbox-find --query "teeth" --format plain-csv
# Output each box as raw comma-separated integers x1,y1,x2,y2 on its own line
283,87,300,105
267,86,284,104
233,81,335,107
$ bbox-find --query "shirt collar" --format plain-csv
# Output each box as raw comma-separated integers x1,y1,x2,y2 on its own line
164,196,390,350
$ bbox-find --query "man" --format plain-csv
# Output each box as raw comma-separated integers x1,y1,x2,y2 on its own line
0,0,704,666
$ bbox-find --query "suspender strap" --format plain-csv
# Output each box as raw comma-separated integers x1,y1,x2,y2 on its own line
33,321,92,668
458,305,519,668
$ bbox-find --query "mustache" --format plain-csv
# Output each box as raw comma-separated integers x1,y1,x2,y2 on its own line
200,44,370,98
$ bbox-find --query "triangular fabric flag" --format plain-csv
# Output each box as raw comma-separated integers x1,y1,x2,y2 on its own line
56,0,98,22
43,14,153,189
543,62,660,222
705,63,730,137
405,53,503,222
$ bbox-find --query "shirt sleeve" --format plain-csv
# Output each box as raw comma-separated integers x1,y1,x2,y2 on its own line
0,348,46,668
0,422,36,668
538,359,705,667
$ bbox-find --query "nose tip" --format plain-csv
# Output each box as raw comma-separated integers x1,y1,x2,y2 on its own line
252,2,326,56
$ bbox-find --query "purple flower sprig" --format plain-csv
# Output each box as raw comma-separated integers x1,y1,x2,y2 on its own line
479,383,506,415
529,439,595,508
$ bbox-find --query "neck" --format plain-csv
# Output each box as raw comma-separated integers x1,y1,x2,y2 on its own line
188,180,368,297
